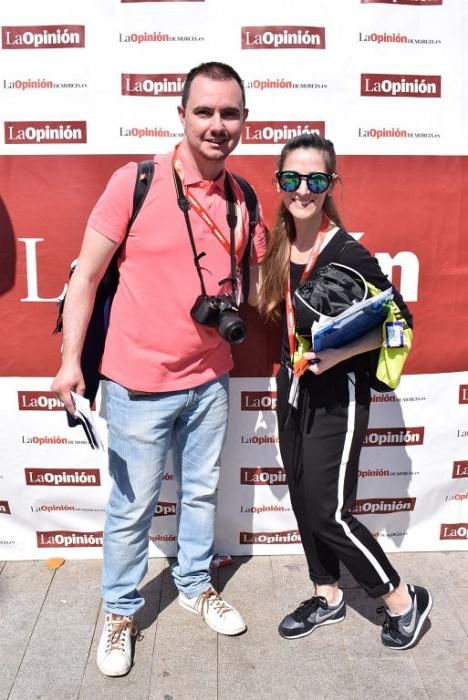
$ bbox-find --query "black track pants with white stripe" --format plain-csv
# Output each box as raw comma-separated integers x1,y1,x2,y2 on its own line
276,366,400,598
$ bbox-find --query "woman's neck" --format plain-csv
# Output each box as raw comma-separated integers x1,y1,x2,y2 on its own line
293,213,326,251
289,212,337,264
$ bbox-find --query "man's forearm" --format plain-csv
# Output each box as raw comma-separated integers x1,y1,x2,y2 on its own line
60,271,100,366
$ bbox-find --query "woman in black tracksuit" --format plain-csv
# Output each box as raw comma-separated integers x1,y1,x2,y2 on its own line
258,133,431,650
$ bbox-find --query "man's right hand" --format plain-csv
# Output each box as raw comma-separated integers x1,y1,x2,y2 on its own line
51,364,85,416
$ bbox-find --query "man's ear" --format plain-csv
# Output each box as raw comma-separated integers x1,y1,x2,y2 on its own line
177,105,185,126
242,108,249,122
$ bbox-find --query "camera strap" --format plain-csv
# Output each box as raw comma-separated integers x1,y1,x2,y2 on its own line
172,165,239,301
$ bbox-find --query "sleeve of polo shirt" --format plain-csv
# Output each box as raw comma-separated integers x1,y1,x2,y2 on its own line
87,162,137,244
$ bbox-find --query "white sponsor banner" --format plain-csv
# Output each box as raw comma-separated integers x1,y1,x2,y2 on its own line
2,372,467,560
1,1,467,154
215,374,468,555
0,378,178,559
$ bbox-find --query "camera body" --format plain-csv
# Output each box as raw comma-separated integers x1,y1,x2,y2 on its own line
191,293,246,344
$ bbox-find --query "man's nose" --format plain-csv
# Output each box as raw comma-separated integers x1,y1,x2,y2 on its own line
209,113,224,131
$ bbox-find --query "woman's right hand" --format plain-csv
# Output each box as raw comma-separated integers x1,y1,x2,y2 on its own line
303,349,342,375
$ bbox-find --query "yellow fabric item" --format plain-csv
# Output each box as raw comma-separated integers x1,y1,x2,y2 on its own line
292,333,311,376
368,282,413,390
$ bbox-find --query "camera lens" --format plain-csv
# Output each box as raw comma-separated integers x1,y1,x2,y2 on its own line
218,312,246,344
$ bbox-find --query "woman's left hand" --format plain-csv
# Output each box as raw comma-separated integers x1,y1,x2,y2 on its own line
302,327,383,375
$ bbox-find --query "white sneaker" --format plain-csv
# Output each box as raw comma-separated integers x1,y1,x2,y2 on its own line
179,586,247,636
96,613,137,677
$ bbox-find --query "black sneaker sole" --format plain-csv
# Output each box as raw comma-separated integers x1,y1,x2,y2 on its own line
384,590,433,650
279,612,346,640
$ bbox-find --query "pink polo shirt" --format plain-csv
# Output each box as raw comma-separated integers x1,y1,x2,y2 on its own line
87,150,267,392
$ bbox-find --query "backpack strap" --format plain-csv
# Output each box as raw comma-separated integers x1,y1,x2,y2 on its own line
337,237,359,260
53,159,155,336
103,159,154,288
127,159,154,234
231,173,259,303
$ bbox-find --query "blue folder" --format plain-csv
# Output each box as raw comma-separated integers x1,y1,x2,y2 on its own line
312,288,393,352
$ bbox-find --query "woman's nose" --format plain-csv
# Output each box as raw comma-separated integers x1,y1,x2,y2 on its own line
296,178,309,195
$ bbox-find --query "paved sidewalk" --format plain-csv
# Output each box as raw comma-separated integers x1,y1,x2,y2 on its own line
1,552,468,700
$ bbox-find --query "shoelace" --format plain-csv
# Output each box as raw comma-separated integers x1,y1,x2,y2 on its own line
376,606,388,632
198,588,233,619
292,595,328,622
376,605,400,634
106,616,139,653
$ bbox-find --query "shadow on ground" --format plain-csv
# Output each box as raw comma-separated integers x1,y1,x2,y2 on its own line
135,555,253,632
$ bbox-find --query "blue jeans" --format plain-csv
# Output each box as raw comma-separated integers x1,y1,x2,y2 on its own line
102,375,229,616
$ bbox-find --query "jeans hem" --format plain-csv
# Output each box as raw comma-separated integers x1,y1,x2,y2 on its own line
103,601,145,617
174,579,213,599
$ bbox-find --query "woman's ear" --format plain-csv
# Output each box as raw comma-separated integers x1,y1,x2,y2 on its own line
274,172,281,193
328,172,339,195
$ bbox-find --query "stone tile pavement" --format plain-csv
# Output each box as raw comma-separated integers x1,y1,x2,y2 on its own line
1,551,467,699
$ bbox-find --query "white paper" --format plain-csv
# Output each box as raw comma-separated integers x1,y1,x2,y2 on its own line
71,391,104,451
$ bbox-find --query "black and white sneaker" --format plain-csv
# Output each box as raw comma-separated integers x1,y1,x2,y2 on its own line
380,584,432,650
279,595,346,640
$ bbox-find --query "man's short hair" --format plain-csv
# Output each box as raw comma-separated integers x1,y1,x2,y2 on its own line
181,61,245,108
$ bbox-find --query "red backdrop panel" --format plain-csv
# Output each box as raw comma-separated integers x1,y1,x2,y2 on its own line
0,154,466,377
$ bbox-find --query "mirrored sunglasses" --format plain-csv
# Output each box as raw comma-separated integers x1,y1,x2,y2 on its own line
276,170,334,194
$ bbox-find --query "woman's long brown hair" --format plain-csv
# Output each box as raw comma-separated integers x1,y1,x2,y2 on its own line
257,133,344,321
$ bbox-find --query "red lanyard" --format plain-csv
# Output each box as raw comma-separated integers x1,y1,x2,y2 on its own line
172,144,242,261
286,214,329,374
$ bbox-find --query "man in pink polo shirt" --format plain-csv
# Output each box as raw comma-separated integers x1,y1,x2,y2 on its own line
52,62,267,677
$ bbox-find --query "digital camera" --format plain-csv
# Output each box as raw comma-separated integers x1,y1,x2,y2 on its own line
191,293,246,344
